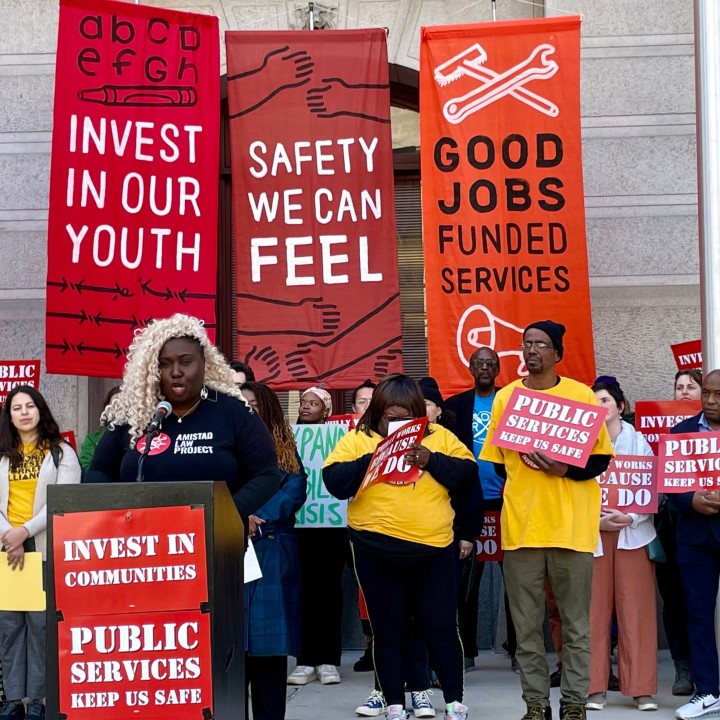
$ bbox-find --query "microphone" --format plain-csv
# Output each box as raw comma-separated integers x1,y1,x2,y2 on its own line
146,401,172,434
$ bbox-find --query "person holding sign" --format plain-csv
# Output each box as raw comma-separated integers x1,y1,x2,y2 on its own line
324,375,477,720
481,320,613,720
240,382,306,720
86,314,280,518
670,369,720,720
0,386,81,720
586,379,657,712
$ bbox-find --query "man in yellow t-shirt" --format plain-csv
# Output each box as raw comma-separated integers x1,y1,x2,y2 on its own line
480,320,613,720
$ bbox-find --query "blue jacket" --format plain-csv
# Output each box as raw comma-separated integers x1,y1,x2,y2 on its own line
669,413,720,546
245,457,307,656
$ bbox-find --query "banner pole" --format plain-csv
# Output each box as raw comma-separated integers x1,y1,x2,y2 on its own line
309,2,315,30
491,0,497,21
693,0,720,678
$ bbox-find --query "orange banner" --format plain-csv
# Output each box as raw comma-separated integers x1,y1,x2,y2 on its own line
420,17,595,394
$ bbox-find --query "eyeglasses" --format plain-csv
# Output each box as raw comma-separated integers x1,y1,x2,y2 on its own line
471,359,497,368
383,414,414,422
520,341,551,350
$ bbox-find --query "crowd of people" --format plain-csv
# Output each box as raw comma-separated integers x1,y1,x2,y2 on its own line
0,313,719,720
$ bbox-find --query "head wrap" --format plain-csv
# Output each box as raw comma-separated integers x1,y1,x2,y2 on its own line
418,377,445,410
301,387,332,415
524,320,566,359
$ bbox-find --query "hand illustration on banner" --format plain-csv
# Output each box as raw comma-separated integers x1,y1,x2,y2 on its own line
306,77,390,124
228,46,314,117
457,304,527,377
434,42,559,123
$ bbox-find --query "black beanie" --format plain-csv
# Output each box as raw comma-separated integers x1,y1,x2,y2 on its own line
524,320,566,358
418,377,445,410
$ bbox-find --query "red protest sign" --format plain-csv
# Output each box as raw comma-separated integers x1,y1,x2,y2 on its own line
61,431,78,451
598,456,658,513
226,30,402,389
0,359,40,405
671,340,702,371
58,608,213,720
46,0,220,377
491,387,606,467
327,414,360,428
635,400,700,454
658,431,720,493
356,418,428,497
53,506,207,617
475,510,503,561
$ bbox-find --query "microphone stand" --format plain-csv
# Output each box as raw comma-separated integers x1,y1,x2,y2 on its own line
136,427,159,483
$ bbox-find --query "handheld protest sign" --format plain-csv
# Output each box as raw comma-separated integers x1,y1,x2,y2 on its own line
491,387,606,467
356,418,428,497
598,456,658,513
659,431,720,492
671,340,702,371
635,400,701,453
0,359,40,404
475,511,503,561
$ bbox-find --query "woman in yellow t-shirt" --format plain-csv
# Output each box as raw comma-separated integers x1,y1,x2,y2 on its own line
0,385,81,720
323,375,477,720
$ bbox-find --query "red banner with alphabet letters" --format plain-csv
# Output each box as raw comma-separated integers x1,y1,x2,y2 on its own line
226,30,402,389
475,510,503,560
634,400,700,454
57,608,213,720
658,432,720,493
490,387,606,467
421,17,595,394
671,340,702,371
598,456,658,513
52,505,208,616
46,0,219,378
0,359,40,404
356,418,428,497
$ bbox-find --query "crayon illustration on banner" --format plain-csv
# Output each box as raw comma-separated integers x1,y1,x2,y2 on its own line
658,432,720,493
635,400,700,454
293,423,349,527
0,359,40,404
355,418,428,498
671,340,702,371
598,456,658,513
490,386,606,467
46,0,220,377
475,510,503,561
420,17,596,394
226,30,402,389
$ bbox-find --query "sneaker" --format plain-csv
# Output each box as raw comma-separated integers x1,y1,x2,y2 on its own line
673,661,695,697
0,702,25,720
521,705,552,720
676,693,720,719
445,701,469,720
287,665,317,685
355,644,375,672
560,703,586,720
387,705,409,720
25,704,44,720
411,690,436,718
356,690,386,717
586,693,607,711
550,668,562,688
317,664,341,684
634,696,658,712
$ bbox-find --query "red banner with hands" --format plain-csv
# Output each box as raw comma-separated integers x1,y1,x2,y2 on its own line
226,30,402,388
46,0,219,377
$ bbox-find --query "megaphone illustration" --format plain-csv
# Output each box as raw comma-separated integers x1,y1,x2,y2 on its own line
456,304,527,376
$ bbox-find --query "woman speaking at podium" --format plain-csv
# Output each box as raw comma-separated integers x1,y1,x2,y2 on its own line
86,313,280,520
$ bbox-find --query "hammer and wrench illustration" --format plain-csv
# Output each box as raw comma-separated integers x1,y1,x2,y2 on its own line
434,43,559,124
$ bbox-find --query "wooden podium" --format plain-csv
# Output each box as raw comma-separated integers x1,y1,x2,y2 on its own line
46,481,245,720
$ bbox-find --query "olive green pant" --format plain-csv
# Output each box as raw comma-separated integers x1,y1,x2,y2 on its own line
503,547,594,707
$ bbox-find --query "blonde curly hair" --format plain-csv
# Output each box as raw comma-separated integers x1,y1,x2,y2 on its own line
102,313,247,447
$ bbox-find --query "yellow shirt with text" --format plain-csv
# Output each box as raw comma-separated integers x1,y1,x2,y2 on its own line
324,424,475,547
7,442,47,527
480,378,614,553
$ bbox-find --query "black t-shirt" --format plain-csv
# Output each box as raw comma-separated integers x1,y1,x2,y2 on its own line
86,391,280,517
